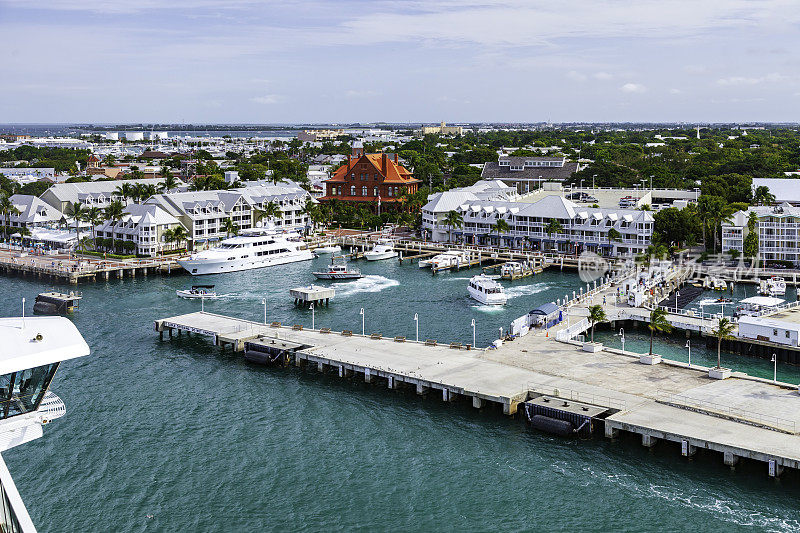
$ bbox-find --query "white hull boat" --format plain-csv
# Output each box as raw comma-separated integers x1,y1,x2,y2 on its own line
364,239,398,261
177,285,218,299
468,275,507,305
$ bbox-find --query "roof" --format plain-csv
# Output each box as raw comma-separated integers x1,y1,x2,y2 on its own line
9,194,63,223
752,178,800,204
328,153,419,184
41,178,168,204
738,315,800,331
529,302,559,315
0,317,90,375
481,161,579,181
739,296,785,306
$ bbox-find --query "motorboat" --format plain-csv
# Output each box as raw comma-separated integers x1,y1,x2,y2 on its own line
501,262,524,278
177,285,218,299
702,276,727,291
734,296,785,317
178,228,314,275
468,275,507,305
715,297,732,304
420,250,471,270
313,258,363,280
364,238,397,261
759,276,786,297
315,241,341,254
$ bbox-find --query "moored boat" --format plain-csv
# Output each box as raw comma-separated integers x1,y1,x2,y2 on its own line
364,238,397,261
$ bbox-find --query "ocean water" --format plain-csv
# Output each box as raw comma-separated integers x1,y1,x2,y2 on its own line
2,257,800,532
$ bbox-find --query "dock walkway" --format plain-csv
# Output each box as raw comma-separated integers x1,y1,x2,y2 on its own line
155,310,800,477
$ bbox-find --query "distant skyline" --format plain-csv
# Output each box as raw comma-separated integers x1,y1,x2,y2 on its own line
1,0,799,124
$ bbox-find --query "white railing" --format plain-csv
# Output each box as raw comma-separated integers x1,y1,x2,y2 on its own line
555,318,590,341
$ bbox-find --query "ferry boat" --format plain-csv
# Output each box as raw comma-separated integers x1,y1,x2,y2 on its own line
313,258,363,280
759,276,786,297
178,229,313,275
468,275,507,305
314,241,341,254
364,238,397,261
176,285,218,299
0,315,90,530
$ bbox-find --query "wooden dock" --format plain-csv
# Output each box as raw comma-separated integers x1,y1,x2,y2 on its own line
154,310,800,478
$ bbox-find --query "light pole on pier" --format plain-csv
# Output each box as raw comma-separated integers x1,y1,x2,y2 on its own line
772,353,777,383
262,298,267,325
618,328,625,353
686,340,691,367
414,313,419,342
311,302,315,330
360,308,365,336
471,318,476,347
201,294,204,313
675,291,680,313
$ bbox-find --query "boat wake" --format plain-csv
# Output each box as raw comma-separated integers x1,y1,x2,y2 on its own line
335,275,400,298
471,304,505,313
504,284,550,299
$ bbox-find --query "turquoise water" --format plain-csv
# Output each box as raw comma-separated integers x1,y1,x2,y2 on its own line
2,257,800,532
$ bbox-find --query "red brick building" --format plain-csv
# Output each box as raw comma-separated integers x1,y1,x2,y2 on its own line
321,149,420,206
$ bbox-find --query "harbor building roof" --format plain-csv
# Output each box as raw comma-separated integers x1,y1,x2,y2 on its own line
40,178,169,206
9,194,63,224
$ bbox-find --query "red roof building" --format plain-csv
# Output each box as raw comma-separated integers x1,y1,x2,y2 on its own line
321,150,420,205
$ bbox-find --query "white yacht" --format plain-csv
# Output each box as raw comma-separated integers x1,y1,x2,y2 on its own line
0,316,90,531
419,250,471,270
759,277,786,297
364,238,397,261
314,241,341,254
468,275,507,305
178,229,313,275
176,285,218,299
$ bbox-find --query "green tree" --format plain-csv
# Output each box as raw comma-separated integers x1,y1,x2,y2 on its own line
221,217,238,237
444,210,463,243
65,201,87,250
171,225,189,250
86,206,103,249
753,185,776,206
0,194,20,240
104,200,124,224
648,308,672,355
711,317,736,369
544,219,564,251
254,201,282,226
587,305,606,343
743,211,759,258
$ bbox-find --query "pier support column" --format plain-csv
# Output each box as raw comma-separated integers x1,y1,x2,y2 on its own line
681,440,697,457
104,271,110,280
503,401,518,416
159,330,163,340
769,460,784,478
387,376,396,390
723,451,739,467
317,362,324,373
442,389,453,402
642,435,658,448
416,383,428,395
364,369,371,383
604,425,619,439
472,396,484,409
338,365,343,378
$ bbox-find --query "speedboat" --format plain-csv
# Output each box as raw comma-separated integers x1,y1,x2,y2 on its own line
313,258,363,280
468,275,507,305
421,250,471,270
315,241,341,254
702,276,727,291
364,238,397,261
178,228,314,275
177,285,218,299
759,277,786,296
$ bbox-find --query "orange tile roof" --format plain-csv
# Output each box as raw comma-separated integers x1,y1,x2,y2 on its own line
328,153,420,185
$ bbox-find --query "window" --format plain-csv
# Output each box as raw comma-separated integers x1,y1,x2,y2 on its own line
373,187,378,197
350,185,356,196
773,329,778,336
362,186,368,196
0,363,58,420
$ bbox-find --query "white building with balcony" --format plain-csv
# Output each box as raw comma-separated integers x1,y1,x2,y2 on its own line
722,204,800,265
93,204,185,257
422,181,654,257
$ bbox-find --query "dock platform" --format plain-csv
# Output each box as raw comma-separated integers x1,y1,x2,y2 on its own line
154,310,800,478
289,285,334,307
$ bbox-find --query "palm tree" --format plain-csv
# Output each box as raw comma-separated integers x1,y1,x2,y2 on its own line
587,304,606,344
171,225,189,251
86,206,103,249
104,200,125,224
753,185,776,206
648,308,672,355
711,317,736,369
221,217,238,237
114,182,133,203
444,210,463,243
254,201,282,227
300,198,319,232
491,218,511,247
161,227,175,255
544,218,564,252
66,201,87,250
159,171,179,193
0,195,20,240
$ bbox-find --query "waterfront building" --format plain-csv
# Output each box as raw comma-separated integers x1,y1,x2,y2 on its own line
7,194,64,229
722,204,800,265
145,181,313,249
417,122,463,137
320,149,420,207
422,180,654,257
93,203,185,256
0,168,56,181
480,156,579,193
40,178,174,213
737,316,800,347
297,129,345,142
752,178,800,205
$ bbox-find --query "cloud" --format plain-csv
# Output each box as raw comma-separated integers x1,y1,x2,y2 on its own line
593,72,613,81
566,71,587,82
669,88,683,94
251,94,281,104
344,90,379,98
620,83,646,93
717,73,787,85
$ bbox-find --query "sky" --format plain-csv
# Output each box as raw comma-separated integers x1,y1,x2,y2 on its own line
1,0,799,124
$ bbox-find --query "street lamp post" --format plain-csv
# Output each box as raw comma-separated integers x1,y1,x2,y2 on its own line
414,313,419,342
359,308,365,336
686,340,691,367
311,302,315,330
675,291,680,313
201,294,204,313
262,298,267,325
618,328,625,353
471,318,476,347
772,353,777,383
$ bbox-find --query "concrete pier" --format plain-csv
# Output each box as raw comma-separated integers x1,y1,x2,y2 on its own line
155,311,800,478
